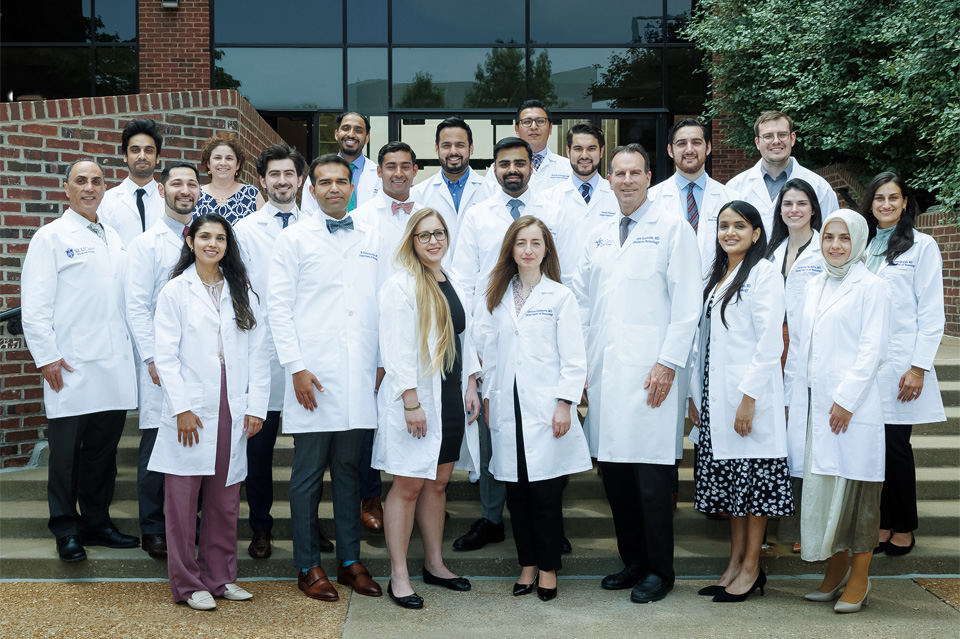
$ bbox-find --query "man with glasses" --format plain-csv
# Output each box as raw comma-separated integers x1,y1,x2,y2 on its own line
302,112,382,217
726,110,839,234
486,100,571,195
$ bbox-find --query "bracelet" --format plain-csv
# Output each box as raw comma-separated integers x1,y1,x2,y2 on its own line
404,403,421,412
908,368,924,378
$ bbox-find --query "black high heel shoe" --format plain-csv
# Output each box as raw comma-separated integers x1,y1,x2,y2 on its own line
712,569,766,603
513,573,539,596
387,580,424,609
697,584,726,596
537,585,557,602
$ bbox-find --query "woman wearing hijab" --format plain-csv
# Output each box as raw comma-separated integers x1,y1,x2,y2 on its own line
783,209,890,613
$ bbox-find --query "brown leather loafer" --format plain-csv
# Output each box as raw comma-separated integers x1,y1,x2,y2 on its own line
141,533,167,558
360,497,384,532
248,531,272,559
337,561,382,597
298,566,339,602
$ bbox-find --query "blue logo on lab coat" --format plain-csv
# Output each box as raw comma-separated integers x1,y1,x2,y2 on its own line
65,249,74,258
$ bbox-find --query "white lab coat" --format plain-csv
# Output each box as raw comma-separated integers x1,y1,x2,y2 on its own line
148,266,270,485
267,214,388,433
234,203,307,411
301,156,381,217
726,159,839,237
783,263,889,481
123,217,185,429
648,174,741,281
475,277,592,482
411,168,496,262
571,202,702,464
541,176,620,261
868,231,946,425
689,259,787,460
99,177,165,248
769,232,823,337
485,147,572,196
21,209,138,419
351,192,426,271
373,272,481,479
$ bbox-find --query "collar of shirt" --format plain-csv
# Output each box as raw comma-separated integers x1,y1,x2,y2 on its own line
441,170,469,190
621,197,653,223
161,213,188,237
319,211,353,234
496,187,533,209
572,172,600,193
532,149,547,165
380,191,415,209
760,157,794,181
340,153,365,173
673,171,707,194
264,201,300,227
122,176,159,199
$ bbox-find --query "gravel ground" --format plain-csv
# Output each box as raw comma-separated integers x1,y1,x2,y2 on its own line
917,578,960,610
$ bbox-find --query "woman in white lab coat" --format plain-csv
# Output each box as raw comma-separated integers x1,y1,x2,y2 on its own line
688,201,792,603
784,209,889,613
859,172,946,556
764,178,823,554
150,213,269,611
475,215,591,602
375,208,481,609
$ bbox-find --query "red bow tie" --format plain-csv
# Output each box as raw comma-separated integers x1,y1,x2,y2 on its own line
391,201,414,215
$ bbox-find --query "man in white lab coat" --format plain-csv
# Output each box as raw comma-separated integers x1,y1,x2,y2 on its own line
123,162,199,559
99,118,165,248
301,111,381,216
21,160,139,563
268,154,385,603
485,100,571,195
411,118,496,262
726,111,839,235
648,118,740,281
572,144,701,604
234,143,316,560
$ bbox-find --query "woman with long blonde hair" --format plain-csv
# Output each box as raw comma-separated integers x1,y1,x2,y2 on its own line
373,208,482,609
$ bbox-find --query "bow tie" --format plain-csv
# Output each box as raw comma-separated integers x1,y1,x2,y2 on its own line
391,201,414,215
326,216,354,233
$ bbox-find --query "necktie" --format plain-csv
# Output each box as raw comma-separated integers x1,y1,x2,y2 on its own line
532,153,543,171
348,163,358,212
619,215,633,246
88,221,106,242
182,225,189,239
580,183,591,204
275,212,293,228
135,188,147,231
326,216,354,233
686,182,699,232
507,199,523,220
391,201,414,216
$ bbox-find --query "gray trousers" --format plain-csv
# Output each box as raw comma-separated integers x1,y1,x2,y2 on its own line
290,429,365,569
479,406,507,524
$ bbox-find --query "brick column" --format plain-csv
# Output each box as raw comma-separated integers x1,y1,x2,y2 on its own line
138,0,211,94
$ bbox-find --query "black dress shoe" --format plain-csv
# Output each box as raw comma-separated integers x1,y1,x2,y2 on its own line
537,586,558,602
452,518,504,552
141,533,168,558
318,525,335,553
56,535,86,563
513,573,538,596
82,526,139,549
387,580,424,609
601,564,644,590
630,573,674,604
561,537,572,554
422,567,471,591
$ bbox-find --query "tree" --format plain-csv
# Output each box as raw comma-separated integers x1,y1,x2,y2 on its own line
463,47,563,108
587,48,662,108
395,71,446,109
688,0,960,220
213,49,242,92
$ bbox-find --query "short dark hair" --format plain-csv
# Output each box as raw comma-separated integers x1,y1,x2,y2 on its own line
121,118,163,155
378,141,417,166
668,118,710,146
754,110,793,137
160,162,200,185
256,143,306,178
436,118,473,146
493,137,533,162
609,143,651,174
64,158,102,182
566,121,605,148
309,154,353,184
516,99,551,123
337,111,371,132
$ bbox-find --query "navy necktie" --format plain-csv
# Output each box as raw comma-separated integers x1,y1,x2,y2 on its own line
580,183,591,204
326,216,354,233
275,212,293,228
135,188,146,231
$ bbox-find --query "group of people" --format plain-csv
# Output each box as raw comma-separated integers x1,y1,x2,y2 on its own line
19,102,946,614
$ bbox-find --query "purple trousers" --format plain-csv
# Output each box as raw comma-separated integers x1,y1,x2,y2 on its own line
164,365,239,602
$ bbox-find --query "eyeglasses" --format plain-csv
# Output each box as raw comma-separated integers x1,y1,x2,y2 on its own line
415,229,447,244
759,131,792,143
518,117,549,128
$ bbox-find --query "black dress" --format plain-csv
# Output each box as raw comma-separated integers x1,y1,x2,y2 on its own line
437,278,465,465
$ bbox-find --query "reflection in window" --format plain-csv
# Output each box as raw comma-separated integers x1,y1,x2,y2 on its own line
348,49,389,115
667,0,696,43
530,0,662,44
96,46,138,95
215,48,343,110
213,0,342,44
392,0,523,45
666,48,706,114
539,48,662,109
393,48,528,110
1,47,92,100
0,2,91,43
349,0,387,44
94,0,137,42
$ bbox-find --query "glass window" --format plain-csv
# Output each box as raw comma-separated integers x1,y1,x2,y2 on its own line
667,0,696,43
1,47,92,100
1,2,91,43
215,48,343,110
94,0,136,43
666,48,706,114
95,45,137,96
213,0,342,45
540,48,663,109
393,48,527,109
348,0,387,44
530,0,662,44
607,117,661,176
348,49,388,115
392,0,524,45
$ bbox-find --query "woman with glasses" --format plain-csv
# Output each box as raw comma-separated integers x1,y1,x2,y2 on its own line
373,208,482,609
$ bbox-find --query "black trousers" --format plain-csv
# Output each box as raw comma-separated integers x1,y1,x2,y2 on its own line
599,459,677,582
46,410,127,538
137,427,165,534
879,424,919,532
505,383,565,572
245,409,282,532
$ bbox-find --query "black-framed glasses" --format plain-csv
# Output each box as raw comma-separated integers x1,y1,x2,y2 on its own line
416,229,447,244
518,117,549,128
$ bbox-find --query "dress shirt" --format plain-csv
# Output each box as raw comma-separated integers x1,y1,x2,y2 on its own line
673,171,707,216
441,171,469,212
263,201,300,230
160,213,189,238
573,173,600,203
761,158,794,200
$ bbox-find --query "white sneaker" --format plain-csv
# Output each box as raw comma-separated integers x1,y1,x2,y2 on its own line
186,590,216,610
222,583,253,601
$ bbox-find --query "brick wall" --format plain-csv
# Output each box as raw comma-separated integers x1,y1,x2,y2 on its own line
0,90,282,468
710,115,752,183
917,211,960,337
139,1,211,94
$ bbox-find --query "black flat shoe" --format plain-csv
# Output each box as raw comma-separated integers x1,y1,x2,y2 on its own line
387,581,424,609
422,567,471,591
537,586,557,602
713,569,766,603
513,573,539,596
697,584,725,596
885,533,916,556
56,535,86,563
561,537,572,555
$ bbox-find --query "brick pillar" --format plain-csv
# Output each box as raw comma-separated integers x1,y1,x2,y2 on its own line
138,0,211,94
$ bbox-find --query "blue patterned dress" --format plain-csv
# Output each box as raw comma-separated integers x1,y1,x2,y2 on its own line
194,184,260,226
